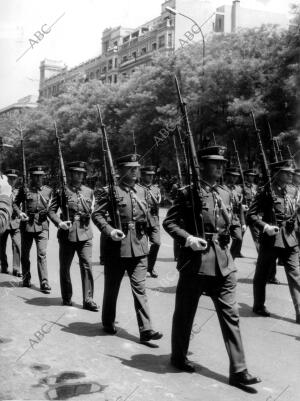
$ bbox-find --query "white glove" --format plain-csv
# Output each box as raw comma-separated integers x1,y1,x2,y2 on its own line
110,229,125,241
0,175,12,197
242,224,247,233
263,224,279,236
185,235,208,251
59,221,71,230
19,212,29,221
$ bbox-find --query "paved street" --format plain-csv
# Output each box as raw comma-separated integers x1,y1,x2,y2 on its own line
0,209,299,401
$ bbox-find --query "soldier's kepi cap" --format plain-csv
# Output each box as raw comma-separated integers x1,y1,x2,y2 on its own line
269,159,294,173
225,167,240,176
29,165,46,175
5,168,19,177
67,161,87,172
244,169,257,176
141,165,156,175
197,146,227,161
116,154,140,167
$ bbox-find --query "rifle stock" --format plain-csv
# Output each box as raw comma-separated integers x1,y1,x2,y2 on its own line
96,105,122,230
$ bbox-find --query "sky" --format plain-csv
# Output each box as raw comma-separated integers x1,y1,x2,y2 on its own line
0,0,296,109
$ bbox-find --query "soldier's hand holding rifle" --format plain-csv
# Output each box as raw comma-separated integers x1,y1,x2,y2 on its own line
185,235,208,251
110,228,125,241
263,224,279,236
19,211,29,221
0,175,12,197
59,221,71,230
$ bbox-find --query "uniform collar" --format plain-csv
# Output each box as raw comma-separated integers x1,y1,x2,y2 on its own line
119,181,137,192
201,179,219,192
69,184,82,192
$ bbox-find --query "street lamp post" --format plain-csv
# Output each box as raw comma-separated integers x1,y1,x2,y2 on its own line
165,6,206,70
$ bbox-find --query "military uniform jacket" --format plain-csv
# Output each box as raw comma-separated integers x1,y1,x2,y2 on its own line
14,185,52,232
0,195,12,234
163,182,236,277
244,183,257,206
247,184,298,248
226,184,245,226
139,183,161,227
92,182,149,258
48,185,94,242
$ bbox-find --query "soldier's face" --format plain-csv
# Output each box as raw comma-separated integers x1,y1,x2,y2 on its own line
142,173,153,185
31,174,43,187
293,174,300,186
121,166,139,182
246,175,255,184
278,171,293,185
70,171,84,185
7,176,17,187
203,161,224,180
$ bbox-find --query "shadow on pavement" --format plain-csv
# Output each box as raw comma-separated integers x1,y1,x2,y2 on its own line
271,330,300,341
106,353,258,393
17,295,82,308
0,280,41,293
238,302,295,323
146,286,176,294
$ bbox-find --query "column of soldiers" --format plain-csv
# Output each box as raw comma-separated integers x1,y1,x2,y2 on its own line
0,116,299,391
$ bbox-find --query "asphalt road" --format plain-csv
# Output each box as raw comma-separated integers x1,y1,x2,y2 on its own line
0,209,299,401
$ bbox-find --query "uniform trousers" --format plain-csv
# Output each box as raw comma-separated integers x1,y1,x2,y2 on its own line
147,223,161,272
253,244,300,316
59,239,94,303
21,230,49,285
102,256,152,333
230,224,243,260
0,228,21,272
172,270,247,374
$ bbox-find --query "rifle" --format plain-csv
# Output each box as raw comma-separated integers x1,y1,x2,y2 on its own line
232,139,247,205
174,76,205,238
176,125,189,180
19,123,28,213
132,130,137,154
274,138,283,161
172,134,183,187
286,145,296,167
96,105,122,230
100,131,108,186
267,121,278,163
54,121,70,222
251,111,278,226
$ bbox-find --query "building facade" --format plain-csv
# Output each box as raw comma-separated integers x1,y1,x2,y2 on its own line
39,0,289,100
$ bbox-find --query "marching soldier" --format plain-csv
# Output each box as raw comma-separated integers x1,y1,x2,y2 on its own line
163,146,260,388
0,169,21,276
243,169,260,251
0,175,12,235
248,160,300,323
13,166,52,292
92,154,163,343
140,165,161,278
48,161,98,311
224,167,246,259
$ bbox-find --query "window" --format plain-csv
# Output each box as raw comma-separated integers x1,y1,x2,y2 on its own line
113,40,118,47
122,55,128,63
96,69,100,79
114,58,118,68
152,42,157,51
114,74,118,83
102,66,107,73
108,59,113,70
132,51,137,59
108,76,112,83
141,47,147,55
104,40,109,52
168,33,172,47
158,35,165,48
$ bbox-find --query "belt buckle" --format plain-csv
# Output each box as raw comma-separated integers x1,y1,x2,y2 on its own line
74,215,80,221
128,222,135,230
